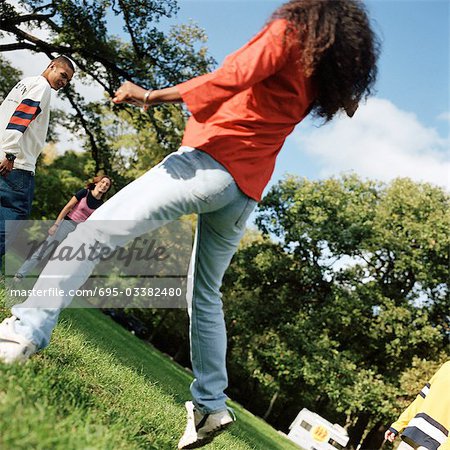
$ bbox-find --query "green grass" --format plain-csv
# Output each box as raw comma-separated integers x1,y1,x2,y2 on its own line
0,290,301,450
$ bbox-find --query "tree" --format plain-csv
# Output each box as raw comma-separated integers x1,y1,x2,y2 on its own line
395,354,449,411
1,0,214,179
222,175,449,448
31,148,96,220
0,54,22,101
100,102,187,184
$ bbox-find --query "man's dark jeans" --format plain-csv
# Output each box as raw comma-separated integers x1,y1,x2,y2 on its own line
0,169,35,271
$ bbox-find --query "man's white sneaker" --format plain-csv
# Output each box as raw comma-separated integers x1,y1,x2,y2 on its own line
0,316,37,364
178,401,236,449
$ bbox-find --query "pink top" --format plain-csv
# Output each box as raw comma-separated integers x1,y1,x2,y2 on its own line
67,193,97,223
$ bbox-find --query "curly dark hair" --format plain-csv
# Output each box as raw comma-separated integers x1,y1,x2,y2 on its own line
271,0,380,121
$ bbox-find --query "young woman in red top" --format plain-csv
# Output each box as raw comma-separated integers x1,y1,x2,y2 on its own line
0,1,380,448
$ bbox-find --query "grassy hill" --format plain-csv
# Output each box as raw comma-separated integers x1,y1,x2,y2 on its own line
0,290,301,450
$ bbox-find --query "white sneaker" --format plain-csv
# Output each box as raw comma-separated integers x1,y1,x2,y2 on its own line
178,401,236,449
0,316,37,364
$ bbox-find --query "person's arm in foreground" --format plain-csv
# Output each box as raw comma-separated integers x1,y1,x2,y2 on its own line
48,196,79,236
112,19,289,118
112,84,181,108
385,381,430,443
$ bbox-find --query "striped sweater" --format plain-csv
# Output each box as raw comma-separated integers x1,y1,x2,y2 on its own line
389,361,450,450
0,76,51,172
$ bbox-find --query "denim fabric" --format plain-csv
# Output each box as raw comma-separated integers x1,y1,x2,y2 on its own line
16,219,77,277
0,169,35,269
11,147,256,413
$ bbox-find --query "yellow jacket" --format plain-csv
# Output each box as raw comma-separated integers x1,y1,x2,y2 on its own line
389,361,450,450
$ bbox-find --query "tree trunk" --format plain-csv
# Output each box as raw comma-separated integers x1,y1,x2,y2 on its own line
359,420,385,450
263,389,279,421
348,414,370,450
173,342,189,365
149,310,171,342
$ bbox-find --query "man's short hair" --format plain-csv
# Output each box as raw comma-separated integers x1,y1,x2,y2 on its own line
50,55,75,73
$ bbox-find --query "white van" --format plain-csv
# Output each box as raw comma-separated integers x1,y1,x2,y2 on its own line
287,408,349,450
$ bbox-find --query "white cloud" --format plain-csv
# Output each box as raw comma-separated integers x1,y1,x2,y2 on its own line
437,111,450,123
295,98,450,190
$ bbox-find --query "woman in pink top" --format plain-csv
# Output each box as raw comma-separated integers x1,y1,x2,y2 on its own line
1,2,380,448
14,175,111,278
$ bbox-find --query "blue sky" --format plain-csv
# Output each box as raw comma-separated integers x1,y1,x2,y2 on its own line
165,0,449,132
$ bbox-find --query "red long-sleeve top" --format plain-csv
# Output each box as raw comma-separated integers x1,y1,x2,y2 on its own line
177,19,316,201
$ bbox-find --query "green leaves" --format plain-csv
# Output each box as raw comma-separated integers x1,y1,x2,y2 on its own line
1,0,214,180
0,55,22,102
223,174,449,443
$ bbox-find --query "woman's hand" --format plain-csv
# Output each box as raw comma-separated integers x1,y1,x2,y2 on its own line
112,81,148,107
48,224,59,236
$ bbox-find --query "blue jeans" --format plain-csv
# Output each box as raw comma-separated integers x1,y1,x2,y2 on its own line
0,169,35,269
12,147,257,413
16,219,77,277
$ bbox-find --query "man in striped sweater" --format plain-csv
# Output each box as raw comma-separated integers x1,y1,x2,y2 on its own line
385,361,450,450
0,55,74,265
